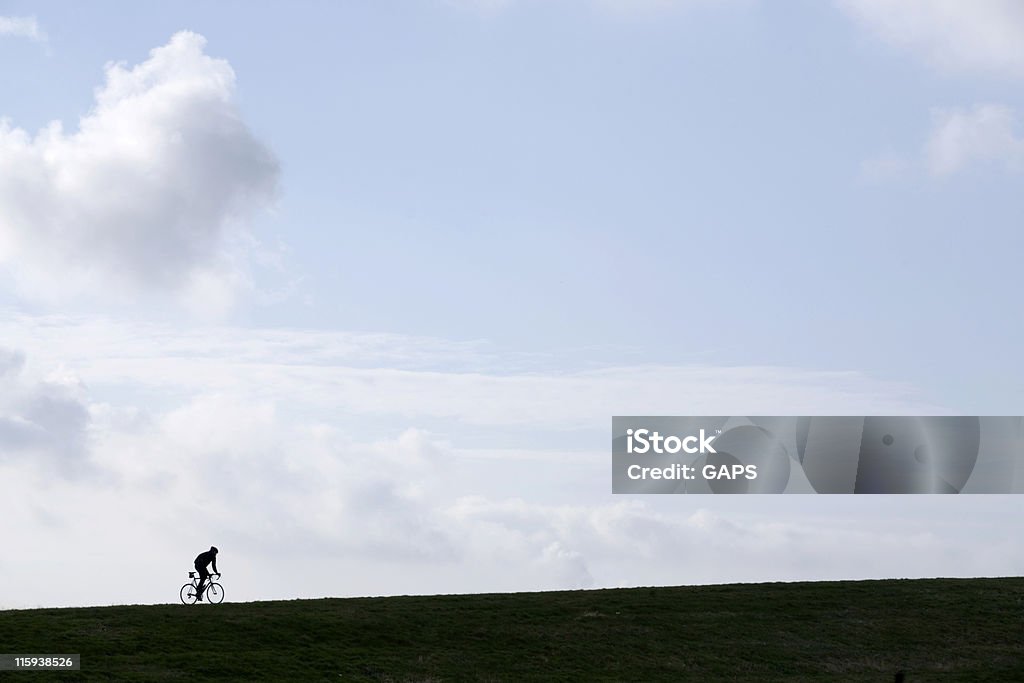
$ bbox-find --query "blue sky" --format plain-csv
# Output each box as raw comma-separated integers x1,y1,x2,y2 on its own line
0,0,1023,607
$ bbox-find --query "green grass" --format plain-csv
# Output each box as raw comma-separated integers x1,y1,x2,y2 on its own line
1,577,1022,681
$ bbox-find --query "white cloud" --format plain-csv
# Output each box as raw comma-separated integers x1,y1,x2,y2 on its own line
0,347,92,477
0,316,964,607
0,31,278,312
0,16,45,42
860,105,1024,180
441,497,1024,591
0,314,944,431
0,325,1019,608
926,104,1024,176
8,382,1016,608
837,0,1024,77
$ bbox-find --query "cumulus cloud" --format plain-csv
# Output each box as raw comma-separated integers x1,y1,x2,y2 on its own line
0,31,278,312
0,348,92,476
89,393,451,546
926,104,1024,176
837,0,1024,77
0,16,44,42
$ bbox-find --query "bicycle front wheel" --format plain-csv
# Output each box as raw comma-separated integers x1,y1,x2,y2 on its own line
180,583,198,605
206,582,225,604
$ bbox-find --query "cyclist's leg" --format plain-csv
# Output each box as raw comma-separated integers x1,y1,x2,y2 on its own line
195,565,209,600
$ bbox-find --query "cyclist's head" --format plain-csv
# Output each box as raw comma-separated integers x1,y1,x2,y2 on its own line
211,546,219,554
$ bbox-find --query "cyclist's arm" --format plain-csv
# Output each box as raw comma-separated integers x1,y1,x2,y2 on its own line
212,558,219,574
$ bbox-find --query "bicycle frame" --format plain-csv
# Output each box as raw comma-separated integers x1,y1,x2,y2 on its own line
181,571,224,604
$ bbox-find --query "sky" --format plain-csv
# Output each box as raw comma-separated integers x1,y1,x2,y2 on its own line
0,0,1022,609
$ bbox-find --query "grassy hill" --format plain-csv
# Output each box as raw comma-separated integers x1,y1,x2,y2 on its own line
1,577,1022,681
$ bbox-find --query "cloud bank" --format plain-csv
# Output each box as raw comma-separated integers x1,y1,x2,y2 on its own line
0,318,993,609
0,31,278,312
838,0,1024,78
0,314,943,429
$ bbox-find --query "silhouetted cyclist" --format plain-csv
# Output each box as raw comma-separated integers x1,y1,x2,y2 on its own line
194,546,219,601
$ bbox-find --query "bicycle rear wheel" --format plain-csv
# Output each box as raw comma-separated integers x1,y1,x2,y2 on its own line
180,583,198,605
206,582,225,604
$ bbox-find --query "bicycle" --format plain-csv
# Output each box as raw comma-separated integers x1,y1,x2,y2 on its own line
180,571,224,604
